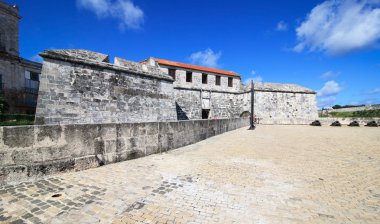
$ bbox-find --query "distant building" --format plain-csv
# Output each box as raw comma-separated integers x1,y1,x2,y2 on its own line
0,1,42,114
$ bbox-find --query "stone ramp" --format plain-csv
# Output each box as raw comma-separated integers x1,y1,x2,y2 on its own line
0,126,379,223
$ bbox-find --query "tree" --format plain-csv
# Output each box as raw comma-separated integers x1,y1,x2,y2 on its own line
332,105,342,109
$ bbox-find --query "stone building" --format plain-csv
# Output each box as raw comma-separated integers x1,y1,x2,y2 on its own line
35,49,318,125
0,1,42,114
143,58,318,124
141,58,242,120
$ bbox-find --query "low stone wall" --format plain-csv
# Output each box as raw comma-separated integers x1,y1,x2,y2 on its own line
318,117,380,125
0,118,248,185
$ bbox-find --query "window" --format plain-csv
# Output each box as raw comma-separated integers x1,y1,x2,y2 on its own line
24,71,40,94
30,72,39,81
228,77,233,87
168,68,176,80
186,71,192,83
202,73,208,84
202,109,210,119
215,75,221,86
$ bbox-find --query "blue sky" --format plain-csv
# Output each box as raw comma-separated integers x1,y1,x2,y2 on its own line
6,0,380,108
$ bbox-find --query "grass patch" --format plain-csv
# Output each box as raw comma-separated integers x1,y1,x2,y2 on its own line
0,120,34,126
0,114,35,126
328,109,380,118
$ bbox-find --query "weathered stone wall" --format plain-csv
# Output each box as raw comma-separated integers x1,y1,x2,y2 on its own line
173,83,318,124
239,83,318,124
0,118,249,185
35,50,176,125
173,89,244,120
156,64,318,123
209,92,244,118
174,89,202,119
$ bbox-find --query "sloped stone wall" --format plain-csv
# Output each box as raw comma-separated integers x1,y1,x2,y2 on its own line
0,118,249,185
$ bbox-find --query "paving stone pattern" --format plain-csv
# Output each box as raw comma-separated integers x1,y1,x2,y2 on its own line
0,125,379,223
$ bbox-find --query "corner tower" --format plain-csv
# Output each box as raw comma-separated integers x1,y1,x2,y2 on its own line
0,1,21,56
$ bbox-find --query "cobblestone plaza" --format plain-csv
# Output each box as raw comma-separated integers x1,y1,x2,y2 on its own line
0,125,379,223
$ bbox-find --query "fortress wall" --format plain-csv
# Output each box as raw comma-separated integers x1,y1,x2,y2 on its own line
240,83,318,124
173,85,318,124
253,91,318,125
174,88,202,120
173,88,243,120
0,118,249,185
35,50,177,125
34,49,318,125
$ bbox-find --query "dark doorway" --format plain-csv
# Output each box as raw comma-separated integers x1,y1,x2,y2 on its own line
202,109,210,119
240,111,251,117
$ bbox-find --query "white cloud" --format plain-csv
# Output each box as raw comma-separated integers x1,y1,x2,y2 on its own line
368,87,380,94
77,0,110,17
189,48,222,68
318,96,336,108
244,76,263,85
320,71,339,79
317,80,343,97
77,0,144,30
276,21,288,31
294,0,380,55
251,69,256,75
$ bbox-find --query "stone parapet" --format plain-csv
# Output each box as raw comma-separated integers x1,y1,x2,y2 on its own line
243,82,316,94
0,118,249,185
39,50,173,81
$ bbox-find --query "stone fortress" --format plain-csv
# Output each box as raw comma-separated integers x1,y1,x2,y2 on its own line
0,0,318,124
0,1,319,184
35,49,318,125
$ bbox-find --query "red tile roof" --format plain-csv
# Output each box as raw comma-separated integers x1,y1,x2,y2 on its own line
151,58,240,78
